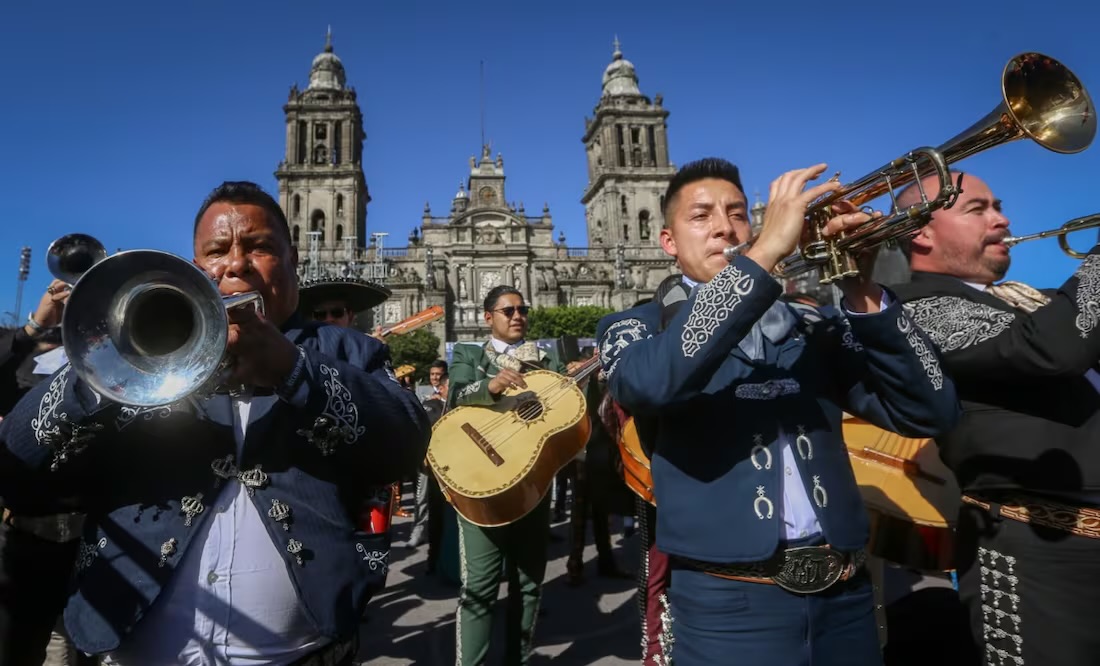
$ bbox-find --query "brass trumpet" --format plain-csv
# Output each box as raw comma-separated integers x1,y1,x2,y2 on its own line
727,52,1096,283
1003,214,1100,259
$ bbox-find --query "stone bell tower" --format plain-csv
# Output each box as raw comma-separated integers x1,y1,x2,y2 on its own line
275,28,369,257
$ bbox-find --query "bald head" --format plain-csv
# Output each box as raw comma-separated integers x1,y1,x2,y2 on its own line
902,172,1011,285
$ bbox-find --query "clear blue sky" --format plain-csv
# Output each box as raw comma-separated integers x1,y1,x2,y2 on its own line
1,0,1097,324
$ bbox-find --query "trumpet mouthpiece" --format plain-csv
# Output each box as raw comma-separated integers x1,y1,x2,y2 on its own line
723,241,752,261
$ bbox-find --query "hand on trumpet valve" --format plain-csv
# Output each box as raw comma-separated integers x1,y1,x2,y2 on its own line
746,164,843,274
225,303,300,388
27,279,71,334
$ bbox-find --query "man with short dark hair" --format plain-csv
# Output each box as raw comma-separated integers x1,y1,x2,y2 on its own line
891,171,1100,665
0,180,430,664
413,360,448,571
446,285,567,665
597,158,959,665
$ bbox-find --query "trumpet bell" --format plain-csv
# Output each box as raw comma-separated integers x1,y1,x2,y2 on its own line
1001,52,1095,154
62,250,230,407
47,234,107,285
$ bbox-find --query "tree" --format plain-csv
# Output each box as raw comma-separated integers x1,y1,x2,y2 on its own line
386,328,442,383
526,305,614,339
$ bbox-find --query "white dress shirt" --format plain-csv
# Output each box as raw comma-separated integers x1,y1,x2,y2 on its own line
106,397,326,666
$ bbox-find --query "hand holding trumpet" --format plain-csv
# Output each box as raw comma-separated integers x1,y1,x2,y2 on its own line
745,164,884,312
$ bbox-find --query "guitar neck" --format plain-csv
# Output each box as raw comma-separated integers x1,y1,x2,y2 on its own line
567,355,603,383
381,306,444,338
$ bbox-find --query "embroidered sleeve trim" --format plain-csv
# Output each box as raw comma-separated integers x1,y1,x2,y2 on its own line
897,316,944,391
455,380,484,401
319,364,365,445
903,296,1016,352
1074,254,1100,338
599,318,650,378
681,263,755,358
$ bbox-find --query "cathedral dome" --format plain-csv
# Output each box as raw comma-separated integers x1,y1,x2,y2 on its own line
601,38,641,98
308,29,346,91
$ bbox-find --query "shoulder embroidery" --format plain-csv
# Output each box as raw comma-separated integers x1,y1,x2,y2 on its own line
681,263,755,358
599,318,650,378
897,315,944,391
1074,254,1100,338
903,296,1015,352
319,364,366,445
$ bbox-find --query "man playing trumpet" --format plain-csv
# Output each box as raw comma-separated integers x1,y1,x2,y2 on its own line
596,158,960,666
0,181,430,664
892,171,1100,665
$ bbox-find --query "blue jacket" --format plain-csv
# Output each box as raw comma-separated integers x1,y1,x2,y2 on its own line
596,255,960,563
0,317,431,653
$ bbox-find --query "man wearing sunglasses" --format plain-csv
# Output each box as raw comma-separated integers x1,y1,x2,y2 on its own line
447,285,567,666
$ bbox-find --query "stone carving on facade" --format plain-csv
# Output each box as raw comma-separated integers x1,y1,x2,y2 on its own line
384,302,401,323
480,271,501,299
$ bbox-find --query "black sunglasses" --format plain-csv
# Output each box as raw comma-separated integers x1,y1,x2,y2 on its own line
494,306,530,318
313,307,348,320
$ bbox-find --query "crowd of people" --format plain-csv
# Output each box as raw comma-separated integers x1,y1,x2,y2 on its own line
0,154,1096,666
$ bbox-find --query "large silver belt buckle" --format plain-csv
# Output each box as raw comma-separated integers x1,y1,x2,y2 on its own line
771,546,846,594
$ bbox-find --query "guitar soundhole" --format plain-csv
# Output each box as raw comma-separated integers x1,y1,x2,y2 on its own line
515,398,544,423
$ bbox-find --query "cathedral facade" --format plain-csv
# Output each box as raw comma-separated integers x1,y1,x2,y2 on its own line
276,35,842,344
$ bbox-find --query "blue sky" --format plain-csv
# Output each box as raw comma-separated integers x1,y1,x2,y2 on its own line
1,0,1097,324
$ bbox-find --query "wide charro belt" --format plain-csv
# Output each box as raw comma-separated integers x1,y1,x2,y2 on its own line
289,636,359,666
674,545,867,594
962,492,1100,539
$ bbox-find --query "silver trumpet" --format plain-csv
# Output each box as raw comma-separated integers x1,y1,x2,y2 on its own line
50,234,263,407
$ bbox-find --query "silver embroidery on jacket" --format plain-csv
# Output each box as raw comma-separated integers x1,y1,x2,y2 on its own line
840,318,864,352
897,316,944,391
116,404,173,431
32,366,70,447
753,486,774,520
657,592,675,665
682,263,755,358
74,537,107,576
1074,255,1100,338
978,546,1023,665
903,296,1015,351
356,542,390,576
455,380,484,401
600,318,650,374
320,364,364,442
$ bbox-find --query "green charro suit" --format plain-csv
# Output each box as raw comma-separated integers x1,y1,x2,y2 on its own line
447,341,565,666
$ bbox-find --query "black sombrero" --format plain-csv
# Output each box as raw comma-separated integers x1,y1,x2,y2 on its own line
297,276,392,315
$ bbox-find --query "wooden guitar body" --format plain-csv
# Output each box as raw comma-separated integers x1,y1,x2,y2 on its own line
427,370,592,527
618,417,655,506
843,415,960,571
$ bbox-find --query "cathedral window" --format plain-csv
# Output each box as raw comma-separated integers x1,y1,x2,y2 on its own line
647,125,657,166
616,125,626,167
336,194,344,216
639,210,651,240
296,121,307,164
632,146,643,167
313,144,329,164
336,224,344,241
620,195,628,216
315,124,327,140
292,194,301,218
292,225,300,244
334,122,343,164
310,210,326,242
623,223,630,242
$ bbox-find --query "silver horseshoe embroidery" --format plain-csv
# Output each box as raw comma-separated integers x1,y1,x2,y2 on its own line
750,434,772,471
754,486,774,520
795,426,813,460
812,475,828,508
